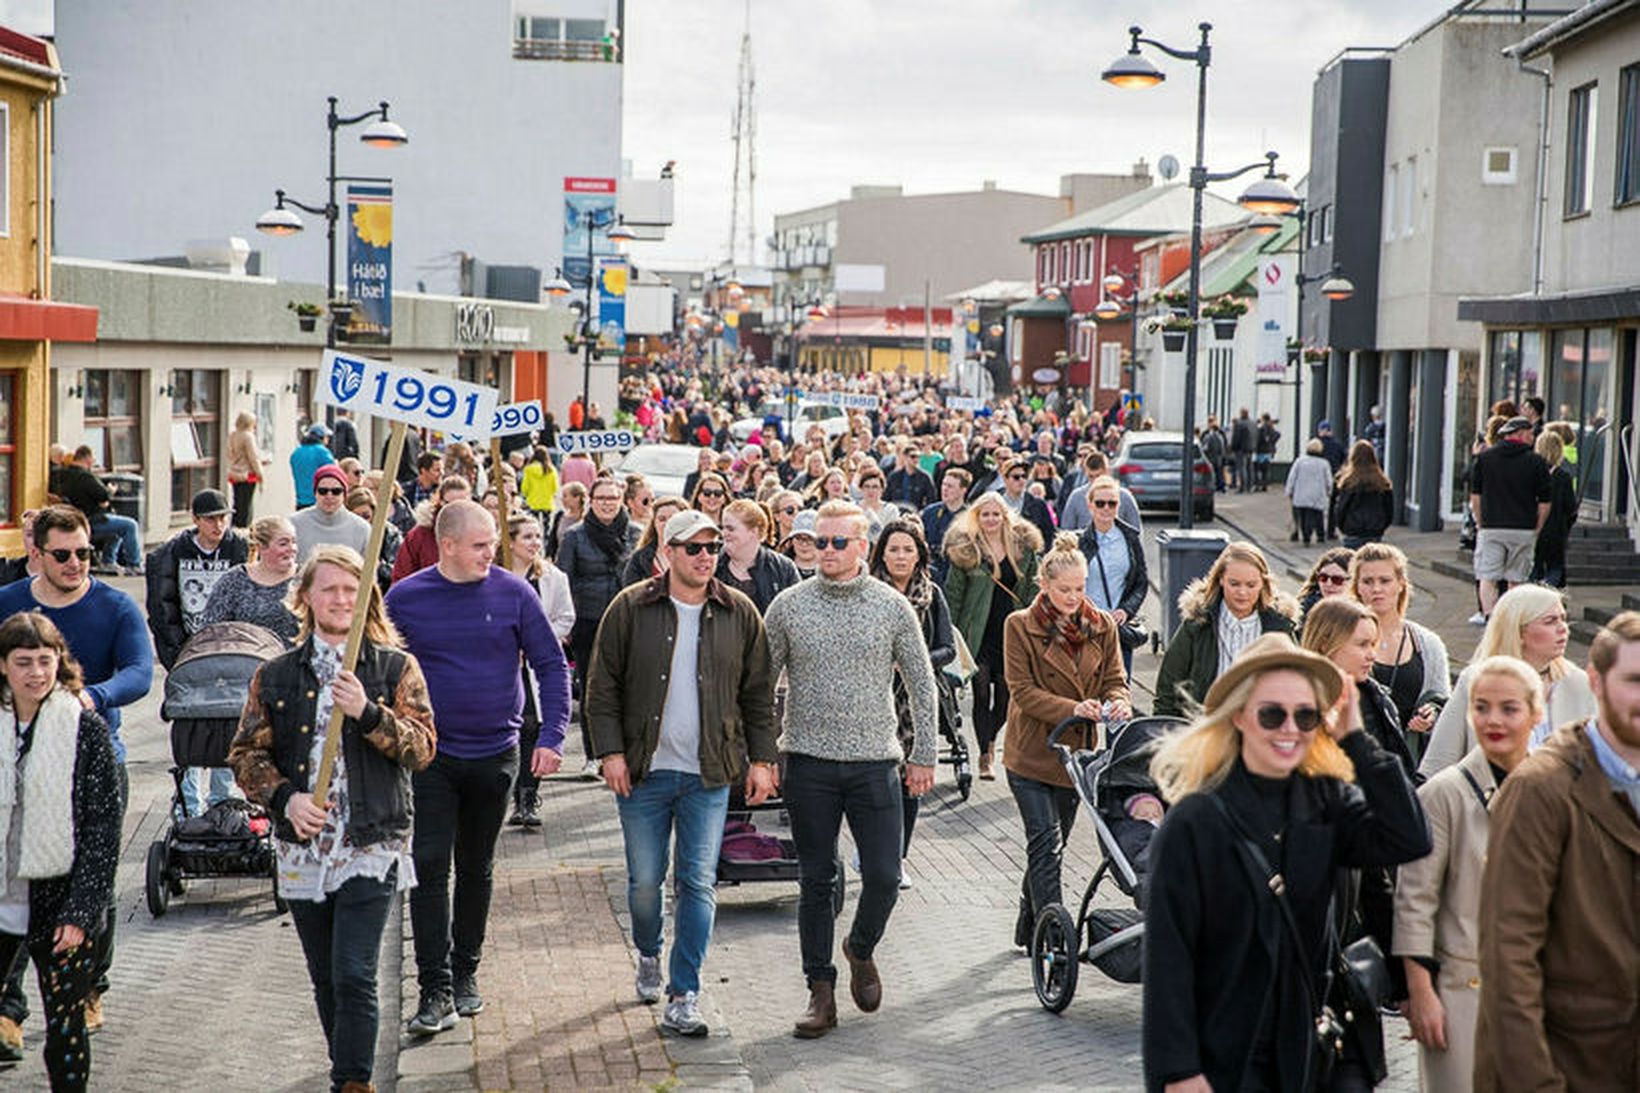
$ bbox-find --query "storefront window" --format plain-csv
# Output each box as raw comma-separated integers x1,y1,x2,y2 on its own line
1582,327,1615,512
82,369,143,473
1452,351,1480,508
170,369,221,516
0,372,14,525
1487,330,1544,409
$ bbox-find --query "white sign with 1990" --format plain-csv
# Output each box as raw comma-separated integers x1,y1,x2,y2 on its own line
557,429,637,455
317,350,499,439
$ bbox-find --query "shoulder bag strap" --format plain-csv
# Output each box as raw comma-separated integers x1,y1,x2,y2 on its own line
1458,766,1495,811
1092,543,1117,611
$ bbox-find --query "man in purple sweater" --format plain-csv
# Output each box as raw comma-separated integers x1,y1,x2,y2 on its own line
385,500,571,1036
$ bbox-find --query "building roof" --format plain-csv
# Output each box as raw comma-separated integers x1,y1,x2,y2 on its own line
1021,183,1248,244
943,279,1035,305
0,24,59,85
1506,0,1637,58
1005,294,1072,318
1197,219,1301,298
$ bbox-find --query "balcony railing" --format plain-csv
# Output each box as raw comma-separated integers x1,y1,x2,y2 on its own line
512,38,619,62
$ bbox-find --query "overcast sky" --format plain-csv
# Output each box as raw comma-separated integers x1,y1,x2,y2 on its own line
5,0,1477,269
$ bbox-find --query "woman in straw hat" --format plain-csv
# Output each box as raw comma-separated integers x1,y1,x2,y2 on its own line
1141,633,1430,1093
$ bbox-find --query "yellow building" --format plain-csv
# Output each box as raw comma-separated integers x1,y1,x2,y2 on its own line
0,27,96,556
794,308,952,377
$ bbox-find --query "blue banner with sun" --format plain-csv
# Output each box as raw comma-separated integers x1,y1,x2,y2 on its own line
346,183,393,343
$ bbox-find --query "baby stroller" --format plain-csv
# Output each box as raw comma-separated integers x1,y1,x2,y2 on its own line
939,635,976,801
716,780,846,918
1030,713,1187,1012
146,621,287,917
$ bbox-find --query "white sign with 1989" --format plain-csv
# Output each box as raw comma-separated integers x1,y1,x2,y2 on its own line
317,350,499,439
557,429,637,455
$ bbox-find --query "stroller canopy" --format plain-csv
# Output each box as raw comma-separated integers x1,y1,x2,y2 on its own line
162,621,289,722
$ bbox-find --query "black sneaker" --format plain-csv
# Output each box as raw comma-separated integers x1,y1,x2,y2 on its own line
406,991,457,1036
453,977,484,1017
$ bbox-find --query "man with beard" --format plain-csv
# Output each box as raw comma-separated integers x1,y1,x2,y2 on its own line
1475,611,1640,1091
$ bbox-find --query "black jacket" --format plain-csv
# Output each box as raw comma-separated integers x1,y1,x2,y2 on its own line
17,708,121,949
1540,463,1578,541
556,516,641,625
145,529,251,670
331,417,360,460
716,546,801,615
885,466,936,510
1470,439,1551,529
48,463,111,518
1332,485,1395,542
230,638,434,846
620,541,659,588
1077,520,1148,620
1230,417,1257,454
1142,733,1431,1092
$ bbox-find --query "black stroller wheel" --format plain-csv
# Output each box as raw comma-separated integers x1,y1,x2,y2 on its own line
1031,902,1080,1013
957,770,973,801
145,840,171,917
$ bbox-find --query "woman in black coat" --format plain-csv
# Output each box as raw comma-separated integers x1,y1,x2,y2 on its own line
1330,441,1395,549
1143,633,1429,1093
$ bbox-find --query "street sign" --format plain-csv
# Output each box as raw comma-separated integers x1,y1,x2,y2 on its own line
1123,392,1144,414
557,428,637,455
317,349,498,439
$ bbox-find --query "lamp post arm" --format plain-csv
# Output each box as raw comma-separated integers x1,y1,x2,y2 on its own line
1132,21,1211,65
274,191,329,217
329,98,391,131
1199,159,1281,186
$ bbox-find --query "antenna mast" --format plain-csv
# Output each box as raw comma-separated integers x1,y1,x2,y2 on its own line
728,0,756,265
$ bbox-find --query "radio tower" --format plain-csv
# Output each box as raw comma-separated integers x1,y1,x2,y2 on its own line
727,0,756,265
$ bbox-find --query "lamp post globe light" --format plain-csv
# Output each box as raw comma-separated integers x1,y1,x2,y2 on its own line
256,97,408,350
1102,22,1300,529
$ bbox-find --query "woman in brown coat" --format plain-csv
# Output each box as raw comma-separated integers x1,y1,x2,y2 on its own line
1002,532,1131,948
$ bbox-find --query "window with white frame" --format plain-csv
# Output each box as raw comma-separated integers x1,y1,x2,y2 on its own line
1099,342,1122,389
1482,146,1518,186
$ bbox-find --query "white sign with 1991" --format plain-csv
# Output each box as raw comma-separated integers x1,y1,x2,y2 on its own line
557,429,637,455
317,350,499,439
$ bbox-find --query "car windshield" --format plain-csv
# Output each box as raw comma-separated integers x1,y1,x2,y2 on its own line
619,446,700,477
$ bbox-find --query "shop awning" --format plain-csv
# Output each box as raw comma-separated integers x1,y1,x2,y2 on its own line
1457,285,1640,327
0,292,98,342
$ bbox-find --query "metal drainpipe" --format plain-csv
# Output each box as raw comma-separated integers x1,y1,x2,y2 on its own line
1519,57,1552,296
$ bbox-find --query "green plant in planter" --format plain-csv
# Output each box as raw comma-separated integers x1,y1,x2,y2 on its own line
1159,289,1191,311
1200,296,1248,319
288,301,322,317
1302,345,1331,363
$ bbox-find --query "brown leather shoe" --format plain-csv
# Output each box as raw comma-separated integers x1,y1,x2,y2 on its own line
0,1014,23,1062
792,980,837,1038
842,939,882,1013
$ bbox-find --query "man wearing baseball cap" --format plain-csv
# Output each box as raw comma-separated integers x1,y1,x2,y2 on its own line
1469,416,1552,621
291,464,371,563
585,509,776,1036
290,422,336,509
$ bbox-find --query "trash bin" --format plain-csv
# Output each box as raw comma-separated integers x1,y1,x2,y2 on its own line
1156,528,1230,641
100,472,145,530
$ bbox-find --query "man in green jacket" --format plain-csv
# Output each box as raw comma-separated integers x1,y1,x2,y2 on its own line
585,509,777,1038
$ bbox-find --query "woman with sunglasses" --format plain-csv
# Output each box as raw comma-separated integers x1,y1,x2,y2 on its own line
1349,544,1450,763
0,612,122,1091
943,492,1043,780
1002,533,1130,948
765,489,803,544
1394,656,1542,1093
1075,475,1147,680
690,472,731,524
868,518,956,888
621,495,690,588
716,500,800,615
1154,542,1298,718
1297,547,1356,624
681,448,716,503
1143,633,1430,1093
1419,582,1595,777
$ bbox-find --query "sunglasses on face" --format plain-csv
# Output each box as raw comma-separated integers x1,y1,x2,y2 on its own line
778,506,798,515
1318,573,1349,586
699,489,726,499
315,486,345,497
1006,473,1026,481
1092,499,1119,509
676,540,723,556
47,547,94,563
1254,703,1323,733
817,536,857,551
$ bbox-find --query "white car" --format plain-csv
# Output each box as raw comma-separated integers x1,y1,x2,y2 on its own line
610,443,702,499
729,400,853,443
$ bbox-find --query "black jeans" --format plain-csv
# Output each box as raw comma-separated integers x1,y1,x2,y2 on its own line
288,870,397,1092
0,931,98,1091
1295,506,1325,544
971,658,1010,756
783,754,902,985
1007,770,1080,921
230,480,256,528
410,749,517,996
91,762,128,997
568,616,600,761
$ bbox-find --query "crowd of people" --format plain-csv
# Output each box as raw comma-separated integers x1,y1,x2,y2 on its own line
0,358,1635,1093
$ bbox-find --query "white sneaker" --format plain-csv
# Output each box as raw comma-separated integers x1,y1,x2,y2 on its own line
1469,611,1488,626
582,758,603,780
635,954,663,1003
898,873,913,891
661,990,708,1037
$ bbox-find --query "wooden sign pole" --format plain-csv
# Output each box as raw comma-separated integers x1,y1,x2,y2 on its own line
311,419,407,804
491,437,512,568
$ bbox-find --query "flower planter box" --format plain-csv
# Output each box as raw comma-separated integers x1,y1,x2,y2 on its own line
1211,318,1238,341
1161,329,1187,353
296,316,317,332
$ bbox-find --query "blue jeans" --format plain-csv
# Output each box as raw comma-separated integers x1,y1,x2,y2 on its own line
90,512,141,567
615,769,730,997
184,766,236,817
288,870,397,1092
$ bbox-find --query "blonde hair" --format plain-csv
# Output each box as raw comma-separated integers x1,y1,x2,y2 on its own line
249,514,296,551
815,499,869,539
234,411,256,431
1348,542,1412,617
1476,584,1572,683
288,545,399,646
1300,596,1377,658
1178,541,1276,619
1534,430,1563,468
1150,669,1356,802
955,492,1038,575
1467,654,1546,722
1038,531,1087,584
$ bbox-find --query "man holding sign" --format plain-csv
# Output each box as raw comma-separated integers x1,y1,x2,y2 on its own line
386,500,572,1034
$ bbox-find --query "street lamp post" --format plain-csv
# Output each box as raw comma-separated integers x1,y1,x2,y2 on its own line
569,212,635,428
1102,24,1299,529
256,97,408,349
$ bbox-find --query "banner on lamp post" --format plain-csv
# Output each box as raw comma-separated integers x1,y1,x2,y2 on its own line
346,183,393,343
563,177,616,290
1254,257,1290,384
595,256,628,356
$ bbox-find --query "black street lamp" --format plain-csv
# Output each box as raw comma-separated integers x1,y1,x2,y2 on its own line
256,97,408,348
565,212,635,427
1102,23,1299,528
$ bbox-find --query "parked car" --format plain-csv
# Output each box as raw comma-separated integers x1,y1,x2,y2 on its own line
1112,431,1215,521
729,400,852,443
610,443,700,498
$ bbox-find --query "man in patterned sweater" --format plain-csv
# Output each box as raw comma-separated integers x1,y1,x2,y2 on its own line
763,500,938,1039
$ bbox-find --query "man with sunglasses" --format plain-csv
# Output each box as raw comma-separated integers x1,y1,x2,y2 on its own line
585,509,775,1036
763,500,939,1038
991,456,1057,547
0,505,151,1039
291,464,371,563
